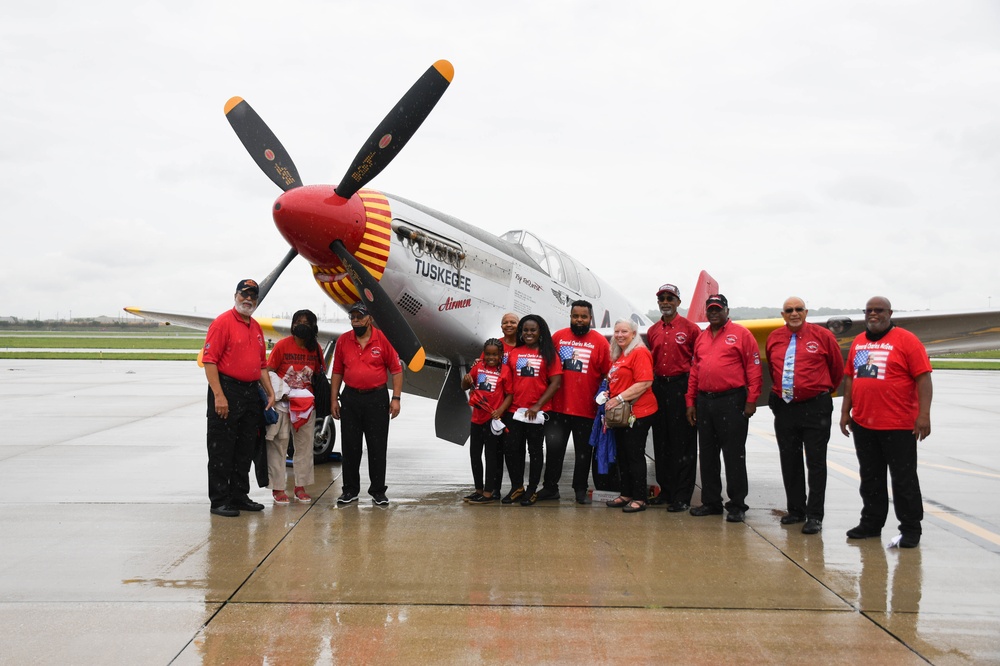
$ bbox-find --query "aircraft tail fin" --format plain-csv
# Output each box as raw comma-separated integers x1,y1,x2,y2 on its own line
687,270,719,323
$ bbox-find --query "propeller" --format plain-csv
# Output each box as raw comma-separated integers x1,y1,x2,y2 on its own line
331,240,426,372
335,60,454,200
222,61,454,374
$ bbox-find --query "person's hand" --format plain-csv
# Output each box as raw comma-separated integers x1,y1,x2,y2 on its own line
265,394,275,410
743,402,756,418
914,415,931,441
214,394,229,419
839,412,853,437
331,401,341,420
389,399,400,419
685,406,696,426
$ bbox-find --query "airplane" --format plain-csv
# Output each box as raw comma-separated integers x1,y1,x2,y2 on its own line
126,60,652,455
127,60,1000,460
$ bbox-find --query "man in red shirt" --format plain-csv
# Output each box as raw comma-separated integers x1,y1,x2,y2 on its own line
542,300,612,504
331,303,404,506
840,296,932,548
646,283,701,512
685,294,762,523
202,279,276,517
765,297,844,535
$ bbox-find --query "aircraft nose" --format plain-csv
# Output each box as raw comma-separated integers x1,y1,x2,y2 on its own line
272,185,367,267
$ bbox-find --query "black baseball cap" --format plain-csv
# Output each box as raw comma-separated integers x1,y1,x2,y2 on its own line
706,294,728,309
236,279,259,294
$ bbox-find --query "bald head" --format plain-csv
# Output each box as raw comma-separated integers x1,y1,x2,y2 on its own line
865,296,893,334
781,296,807,332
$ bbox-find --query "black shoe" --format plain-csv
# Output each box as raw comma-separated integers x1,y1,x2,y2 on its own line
899,533,920,548
846,524,882,539
463,492,481,502
337,492,359,504
520,489,539,506
232,498,264,512
689,504,724,517
726,509,746,523
535,487,560,501
667,501,690,513
501,487,524,504
210,505,240,517
372,493,389,505
647,495,667,506
802,518,823,535
575,490,592,505
469,494,495,504
780,513,806,525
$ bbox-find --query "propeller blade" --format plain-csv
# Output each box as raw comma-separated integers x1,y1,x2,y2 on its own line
224,97,303,192
335,60,454,200
330,240,426,372
255,247,299,304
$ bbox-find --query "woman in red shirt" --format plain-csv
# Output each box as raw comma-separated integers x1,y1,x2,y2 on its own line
604,319,658,513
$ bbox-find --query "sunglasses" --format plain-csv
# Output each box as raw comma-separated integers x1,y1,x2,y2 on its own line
238,290,258,300
657,294,678,302
783,307,805,313
864,308,887,315
348,313,369,321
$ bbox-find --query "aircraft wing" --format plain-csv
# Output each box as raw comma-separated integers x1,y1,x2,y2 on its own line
122,307,351,347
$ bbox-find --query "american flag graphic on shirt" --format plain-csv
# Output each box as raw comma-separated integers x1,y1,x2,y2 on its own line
558,344,591,372
854,348,889,380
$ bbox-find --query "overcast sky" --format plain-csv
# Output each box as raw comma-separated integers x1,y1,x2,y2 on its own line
3,1,999,321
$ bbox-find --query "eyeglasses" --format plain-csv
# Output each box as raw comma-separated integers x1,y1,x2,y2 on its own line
783,307,805,314
657,294,678,302
237,290,258,300
864,308,887,315
348,313,369,321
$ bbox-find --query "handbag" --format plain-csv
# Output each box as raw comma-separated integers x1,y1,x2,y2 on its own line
311,350,332,419
604,397,632,428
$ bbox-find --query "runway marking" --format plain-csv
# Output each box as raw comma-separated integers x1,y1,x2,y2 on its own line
920,462,1000,480
923,505,1000,547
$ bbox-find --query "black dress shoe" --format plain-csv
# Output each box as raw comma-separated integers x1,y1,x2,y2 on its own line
725,509,746,523
689,504,724,517
575,490,592,505
210,505,240,517
846,524,882,539
802,518,822,535
233,498,264,512
647,496,667,506
667,501,690,513
899,533,920,548
780,513,805,525
535,487,560,501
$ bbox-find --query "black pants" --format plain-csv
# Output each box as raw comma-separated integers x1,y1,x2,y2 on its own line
696,388,749,512
615,415,653,500
769,392,832,520
206,376,259,509
506,419,544,492
340,387,390,496
543,412,615,492
651,375,698,504
852,424,923,535
469,420,504,494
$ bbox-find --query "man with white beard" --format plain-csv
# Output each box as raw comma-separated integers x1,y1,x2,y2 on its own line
202,279,275,517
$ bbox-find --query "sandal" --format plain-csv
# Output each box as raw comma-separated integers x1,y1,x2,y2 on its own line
272,490,290,505
606,496,631,508
623,500,647,513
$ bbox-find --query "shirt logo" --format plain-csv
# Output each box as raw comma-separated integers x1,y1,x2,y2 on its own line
725,334,737,345
371,348,382,357
675,332,687,344
805,341,820,353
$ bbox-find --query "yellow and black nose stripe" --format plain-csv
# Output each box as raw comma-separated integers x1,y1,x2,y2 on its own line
313,189,391,306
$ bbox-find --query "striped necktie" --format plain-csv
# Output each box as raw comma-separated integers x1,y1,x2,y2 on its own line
781,334,796,403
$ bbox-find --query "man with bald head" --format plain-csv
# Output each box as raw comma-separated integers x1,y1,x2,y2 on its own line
840,296,932,548
765,297,843,535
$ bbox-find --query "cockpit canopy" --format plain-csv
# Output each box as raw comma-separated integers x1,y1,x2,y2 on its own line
500,230,601,298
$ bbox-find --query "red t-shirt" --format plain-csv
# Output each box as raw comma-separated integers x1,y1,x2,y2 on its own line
267,337,325,390
467,360,513,425
506,346,563,411
332,327,403,390
202,308,267,382
646,315,701,377
608,345,658,419
549,328,611,418
685,319,763,407
846,327,931,430
765,322,844,402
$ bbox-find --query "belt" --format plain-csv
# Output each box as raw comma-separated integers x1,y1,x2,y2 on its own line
791,391,831,405
655,373,689,384
219,373,258,387
698,387,745,399
344,385,385,394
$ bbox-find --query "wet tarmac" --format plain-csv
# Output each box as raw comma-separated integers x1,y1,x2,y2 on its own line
1,361,998,664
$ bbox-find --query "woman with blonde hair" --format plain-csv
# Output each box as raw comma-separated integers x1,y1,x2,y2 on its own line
604,318,658,513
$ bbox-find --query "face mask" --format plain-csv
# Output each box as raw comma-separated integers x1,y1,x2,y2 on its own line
352,325,369,337
292,324,311,339
570,323,590,336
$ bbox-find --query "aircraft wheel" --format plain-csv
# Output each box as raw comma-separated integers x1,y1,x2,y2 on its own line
285,415,338,465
